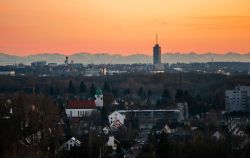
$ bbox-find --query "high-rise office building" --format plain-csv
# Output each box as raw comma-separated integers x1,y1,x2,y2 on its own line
153,34,161,65
225,85,250,112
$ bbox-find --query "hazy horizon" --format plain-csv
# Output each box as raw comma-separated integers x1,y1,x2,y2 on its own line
1,51,250,66
1,51,250,57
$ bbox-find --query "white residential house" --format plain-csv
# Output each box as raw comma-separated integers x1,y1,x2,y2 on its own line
60,137,81,151
212,131,222,140
103,126,110,135
106,136,120,150
163,124,172,134
108,111,126,126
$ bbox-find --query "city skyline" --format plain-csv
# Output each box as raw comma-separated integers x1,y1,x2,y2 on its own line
1,0,250,56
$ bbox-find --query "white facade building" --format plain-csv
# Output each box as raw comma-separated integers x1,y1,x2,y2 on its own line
0,71,15,76
212,131,222,140
65,108,97,118
60,137,81,151
65,89,103,118
177,102,189,121
94,88,103,108
65,100,96,118
225,85,250,112
108,111,126,126
106,136,119,150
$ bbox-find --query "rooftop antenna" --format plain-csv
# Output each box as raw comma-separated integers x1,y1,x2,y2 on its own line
211,56,214,72
156,34,158,44
65,56,69,65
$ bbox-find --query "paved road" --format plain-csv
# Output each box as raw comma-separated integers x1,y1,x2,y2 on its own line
124,129,150,158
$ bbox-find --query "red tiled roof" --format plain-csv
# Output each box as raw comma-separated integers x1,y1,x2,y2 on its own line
67,100,96,109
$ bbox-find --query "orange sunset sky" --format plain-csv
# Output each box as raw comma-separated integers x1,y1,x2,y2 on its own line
0,0,250,56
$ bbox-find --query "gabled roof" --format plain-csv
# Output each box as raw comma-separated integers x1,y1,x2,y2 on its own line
213,131,221,139
67,100,96,109
110,119,123,129
109,111,123,117
67,137,81,145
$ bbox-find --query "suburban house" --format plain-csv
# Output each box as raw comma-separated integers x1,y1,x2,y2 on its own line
163,124,172,134
20,131,42,147
60,137,81,151
106,136,120,150
65,89,103,118
108,111,126,129
212,130,223,140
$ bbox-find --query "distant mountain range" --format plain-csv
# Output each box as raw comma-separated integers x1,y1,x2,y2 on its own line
0,52,250,65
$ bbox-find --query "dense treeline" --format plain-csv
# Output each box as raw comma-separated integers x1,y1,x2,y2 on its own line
1,73,248,95
1,73,249,112
142,132,250,158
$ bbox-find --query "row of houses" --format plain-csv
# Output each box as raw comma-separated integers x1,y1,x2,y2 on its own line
62,88,191,151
